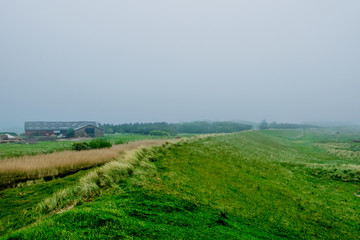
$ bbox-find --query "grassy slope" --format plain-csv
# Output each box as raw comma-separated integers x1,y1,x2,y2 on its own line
2,129,360,239
0,169,93,235
151,131,360,239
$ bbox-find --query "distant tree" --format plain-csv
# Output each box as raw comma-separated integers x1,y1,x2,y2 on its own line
106,128,114,134
66,128,75,138
269,121,279,129
259,120,269,129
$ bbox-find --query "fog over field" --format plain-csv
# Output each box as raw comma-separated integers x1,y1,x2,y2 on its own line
1,1,360,131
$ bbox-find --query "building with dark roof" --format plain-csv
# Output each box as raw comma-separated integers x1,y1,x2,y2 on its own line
24,121,104,138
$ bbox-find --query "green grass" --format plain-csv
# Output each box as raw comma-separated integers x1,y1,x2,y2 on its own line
0,169,93,236
148,132,360,239
8,188,288,240
100,133,173,145
100,133,195,145
2,129,360,239
0,141,72,159
0,134,176,159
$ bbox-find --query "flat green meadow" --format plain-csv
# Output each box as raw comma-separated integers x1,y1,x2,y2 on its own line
0,141,73,159
0,133,173,159
1,128,360,239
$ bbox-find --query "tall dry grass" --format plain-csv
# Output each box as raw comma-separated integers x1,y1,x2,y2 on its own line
37,145,160,215
0,140,168,189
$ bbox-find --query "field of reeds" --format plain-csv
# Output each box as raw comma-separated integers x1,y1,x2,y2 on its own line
0,140,168,190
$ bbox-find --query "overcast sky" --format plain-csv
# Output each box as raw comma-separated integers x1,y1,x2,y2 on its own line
1,1,360,131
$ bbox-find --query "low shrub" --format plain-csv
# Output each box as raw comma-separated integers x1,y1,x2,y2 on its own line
72,142,91,151
88,139,112,149
115,140,126,145
149,130,170,136
72,139,112,151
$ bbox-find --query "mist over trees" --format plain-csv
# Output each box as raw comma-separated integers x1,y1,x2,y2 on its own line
258,120,317,130
98,121,253,135
99,122,177,135
99,120,318,135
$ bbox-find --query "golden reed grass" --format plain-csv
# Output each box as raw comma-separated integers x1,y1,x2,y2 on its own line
37,145,161,214
0,140,168,189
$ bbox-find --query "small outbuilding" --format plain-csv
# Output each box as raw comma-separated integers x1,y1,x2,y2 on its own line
74,125,104,138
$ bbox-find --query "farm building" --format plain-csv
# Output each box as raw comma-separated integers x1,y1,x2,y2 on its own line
74,125,104,138
25,121,104,138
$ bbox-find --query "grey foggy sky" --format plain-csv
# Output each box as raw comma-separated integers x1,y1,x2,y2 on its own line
1,1,360,131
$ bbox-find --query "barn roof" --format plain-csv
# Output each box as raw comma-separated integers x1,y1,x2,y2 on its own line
25,121,97,130
74,124,103,131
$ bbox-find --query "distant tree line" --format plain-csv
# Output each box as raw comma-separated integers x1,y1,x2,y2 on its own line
259,120,317,130
99,122,177,135
175,121,253,134
98,121,253,135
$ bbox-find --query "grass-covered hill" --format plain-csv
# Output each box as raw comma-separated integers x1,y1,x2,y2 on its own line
1,129,360,239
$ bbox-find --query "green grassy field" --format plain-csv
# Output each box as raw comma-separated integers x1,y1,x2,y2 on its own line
101,133,170,144
0,133,174,159
1,128,360,239
0,141,73,159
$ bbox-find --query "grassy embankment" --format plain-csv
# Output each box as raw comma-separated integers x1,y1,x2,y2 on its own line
2,129,360,239
0,139,172,236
